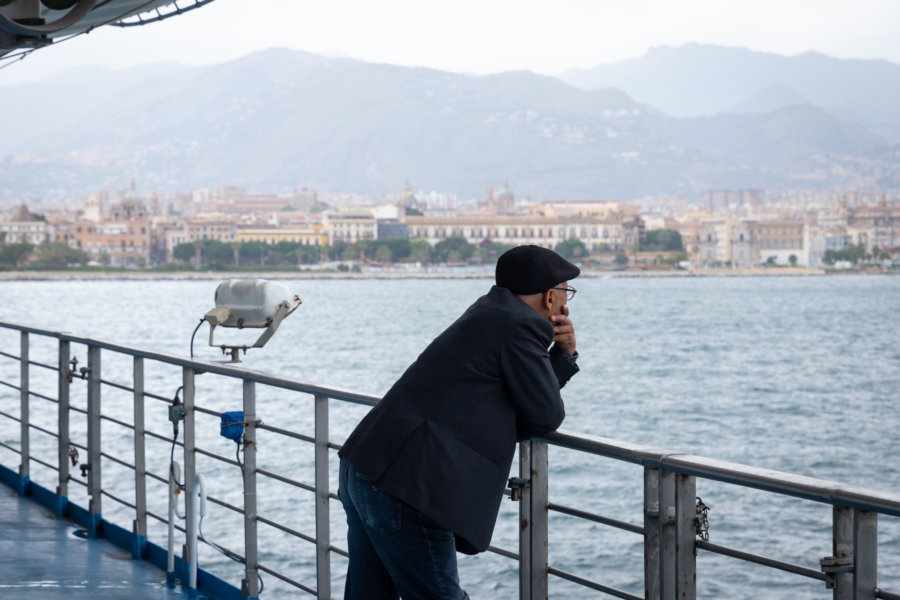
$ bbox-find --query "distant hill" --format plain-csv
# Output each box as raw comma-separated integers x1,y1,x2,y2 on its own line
559,43,900,144
0,47,896,204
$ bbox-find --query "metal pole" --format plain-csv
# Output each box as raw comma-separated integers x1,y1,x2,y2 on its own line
182,367,195,581
530,440,550,600
659,468,677,600
644,468,660,600
241,379,260,599
854,509,877,600
132,356,147,559
675,473,696,599
519,441,533,600
314,394,331,600
19,331,29,495
56,339,70,517
87,344,102,535
833,506,853,599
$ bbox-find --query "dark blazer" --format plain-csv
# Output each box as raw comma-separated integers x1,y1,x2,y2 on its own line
339,285,578,554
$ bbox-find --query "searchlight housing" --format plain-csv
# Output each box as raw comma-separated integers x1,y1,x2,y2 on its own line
204,279,301,362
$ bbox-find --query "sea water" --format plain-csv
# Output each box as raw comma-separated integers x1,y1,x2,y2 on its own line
0,274,898,599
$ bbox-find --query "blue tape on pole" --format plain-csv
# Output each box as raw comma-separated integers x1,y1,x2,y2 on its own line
220,411,244,442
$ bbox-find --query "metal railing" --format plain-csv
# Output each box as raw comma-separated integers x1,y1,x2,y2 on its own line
1,319,899,599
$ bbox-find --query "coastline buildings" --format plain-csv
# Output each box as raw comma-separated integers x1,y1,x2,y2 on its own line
2,183,898,269
405,200,643,253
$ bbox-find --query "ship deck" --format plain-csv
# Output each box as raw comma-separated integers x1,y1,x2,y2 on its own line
0,485,200,599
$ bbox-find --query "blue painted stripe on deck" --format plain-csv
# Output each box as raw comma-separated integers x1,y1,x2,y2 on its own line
0,464,240,599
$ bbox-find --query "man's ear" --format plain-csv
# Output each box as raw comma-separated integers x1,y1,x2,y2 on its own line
541,289,555,314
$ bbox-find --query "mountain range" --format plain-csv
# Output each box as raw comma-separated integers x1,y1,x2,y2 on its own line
1,44,898,204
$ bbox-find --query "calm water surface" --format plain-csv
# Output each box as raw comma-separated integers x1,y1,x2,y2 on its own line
1,274,898,599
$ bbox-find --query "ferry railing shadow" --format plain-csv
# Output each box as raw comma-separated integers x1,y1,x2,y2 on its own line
1,320,900,600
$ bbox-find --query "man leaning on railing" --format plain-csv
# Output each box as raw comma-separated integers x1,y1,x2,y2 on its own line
338,245,581,599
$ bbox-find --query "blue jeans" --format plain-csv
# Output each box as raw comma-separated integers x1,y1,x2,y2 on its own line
338,457,470,600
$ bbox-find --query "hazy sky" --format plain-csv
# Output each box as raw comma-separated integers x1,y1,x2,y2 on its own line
2,0,899,83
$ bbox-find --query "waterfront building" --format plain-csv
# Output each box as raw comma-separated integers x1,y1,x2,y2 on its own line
749,220,808,265
69,219,151,267
0,204,50,245
235,224,327,246
322,210,378,244
698,219,808,266
404,209,642,253
845,202,899,254
163,219,238,262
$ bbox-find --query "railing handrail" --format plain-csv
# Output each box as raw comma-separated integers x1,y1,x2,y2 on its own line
545,429,900,517
0,319,378,406
5,318,900,518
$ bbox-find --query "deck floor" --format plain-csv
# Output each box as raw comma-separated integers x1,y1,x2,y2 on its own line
0,485,199,599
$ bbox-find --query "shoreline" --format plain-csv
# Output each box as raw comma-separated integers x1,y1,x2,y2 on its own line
1,266,892,281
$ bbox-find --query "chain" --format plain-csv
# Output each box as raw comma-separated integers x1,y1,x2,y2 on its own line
695,496,710,543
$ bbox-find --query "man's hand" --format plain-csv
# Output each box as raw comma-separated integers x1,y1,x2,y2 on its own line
550,304,576,356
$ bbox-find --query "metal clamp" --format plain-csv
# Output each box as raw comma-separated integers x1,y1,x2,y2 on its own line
508,477,531,502
820,556,853,589
66,357,89,383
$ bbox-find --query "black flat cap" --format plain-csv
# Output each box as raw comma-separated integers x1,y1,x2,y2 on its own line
495,245,580,295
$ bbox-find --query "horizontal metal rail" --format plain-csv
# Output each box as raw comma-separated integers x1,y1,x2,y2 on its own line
146,429,178,445
0,408,21,422
144,390,174,403
258,561,317,596
101,487,137,511
27,389,58,404
548,501,645,535
100,450,134,470
257,513,317,545
100,413,134,430
28,422,58,439
487,544,519,561
696,540,827,582
548,566,643,600
195,446,239,467
257,421,315,444
29,453,57,472
99,378,135,393
206,494,244,516
27,359,56,371
256,465,316,493
194,405,222,418
0,380,21,392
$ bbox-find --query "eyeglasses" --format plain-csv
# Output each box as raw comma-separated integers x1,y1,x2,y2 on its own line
551,286,577,301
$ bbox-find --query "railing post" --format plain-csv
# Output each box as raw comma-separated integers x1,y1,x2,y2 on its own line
56,339,70,517
658,468,677,600
18,331,29,495
518,441,533,600
241,379,260,599
86,344,102,536
132,356,147,559
833,506,853,599
519,440,549,600
314,394,331,599
854,509,877,600
644,467,660,600
675,473,696,599
182,367,196,585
